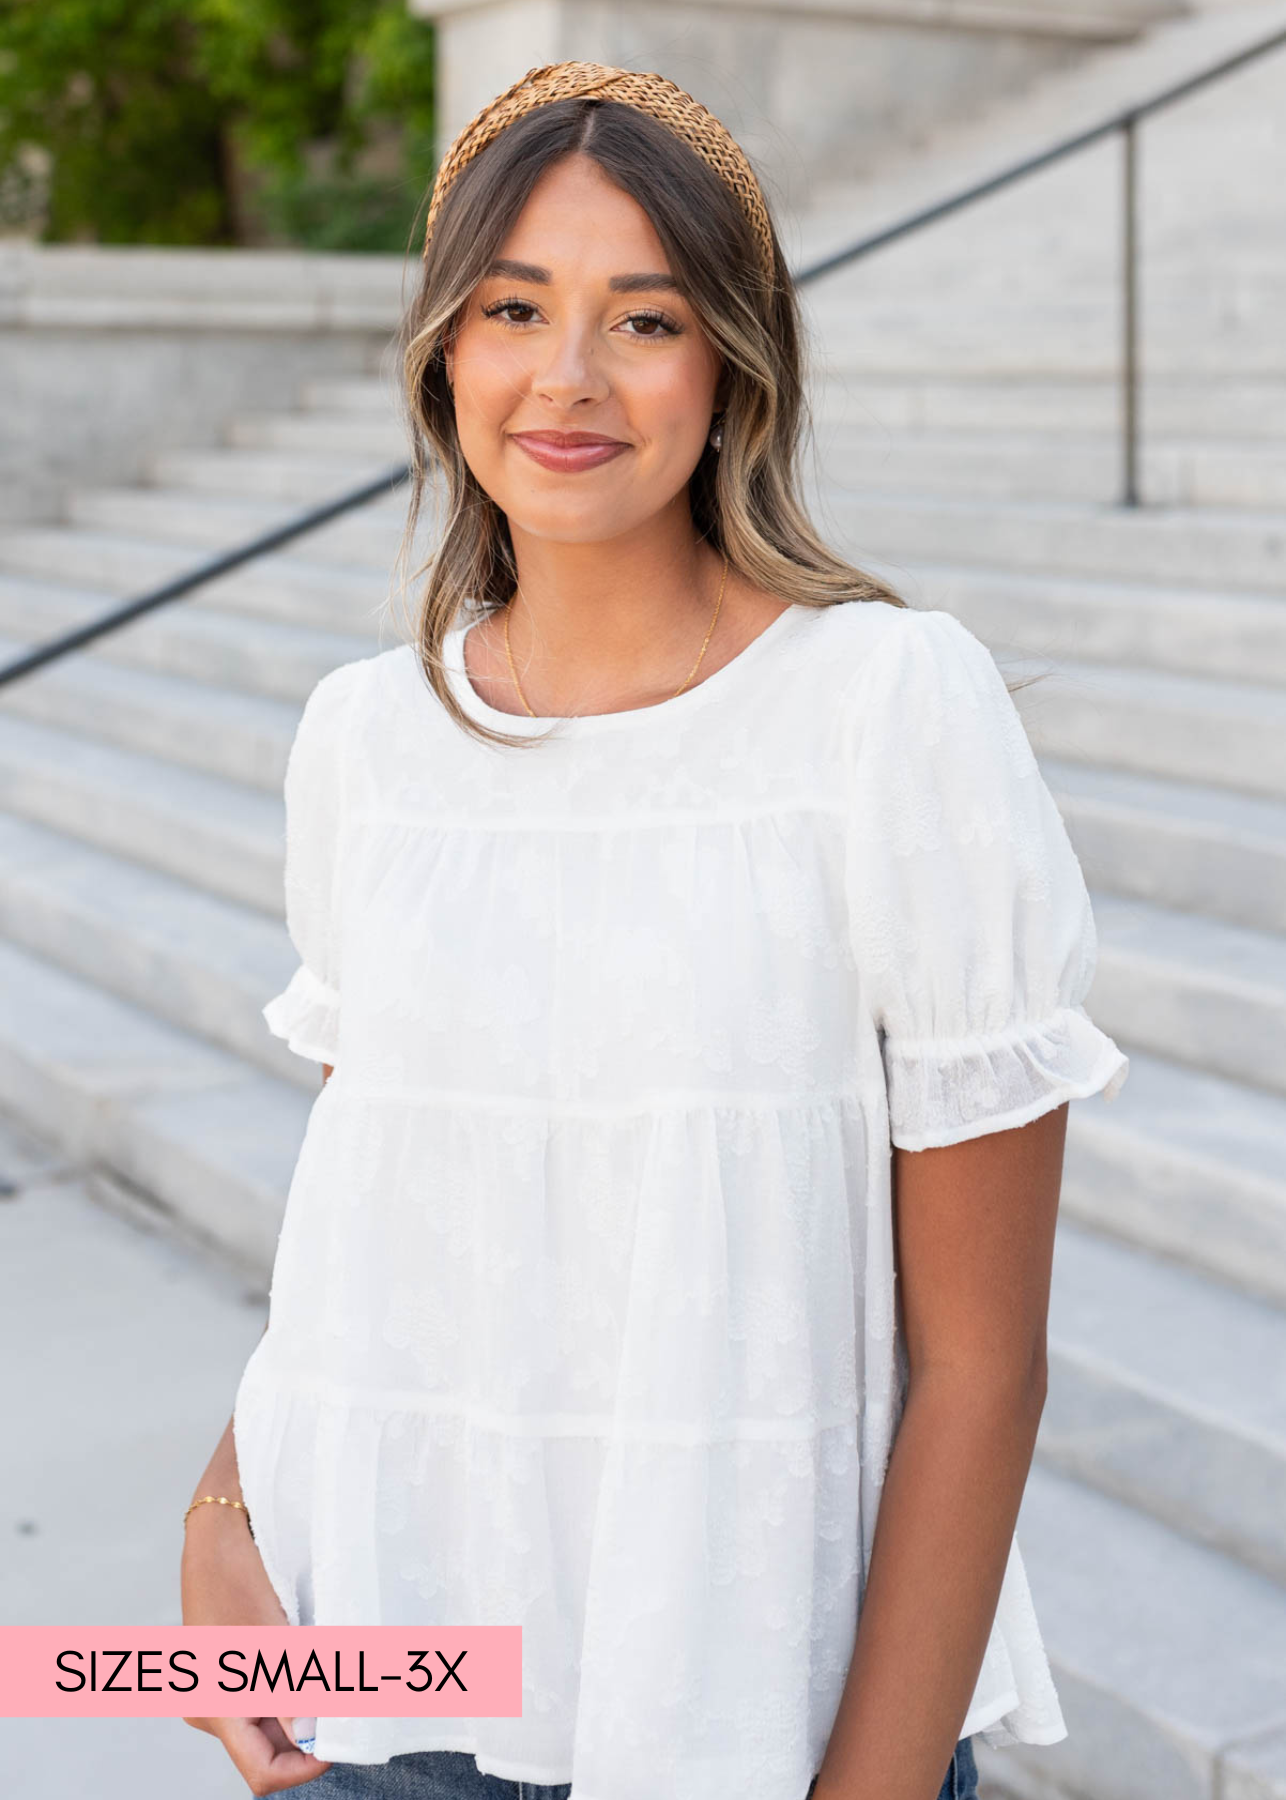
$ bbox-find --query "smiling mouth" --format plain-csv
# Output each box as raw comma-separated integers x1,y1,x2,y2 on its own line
510,433,632,471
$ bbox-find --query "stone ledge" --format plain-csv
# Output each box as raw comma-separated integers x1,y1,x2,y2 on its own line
414,0,1179,40
0,244,408,333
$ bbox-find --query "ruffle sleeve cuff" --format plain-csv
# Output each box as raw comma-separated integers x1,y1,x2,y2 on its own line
263,962,341,1066
884,1003,1129,1152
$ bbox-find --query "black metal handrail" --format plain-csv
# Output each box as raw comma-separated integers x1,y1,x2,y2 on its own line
792,20,1286,511
0,463,410,687
2,19,1283,690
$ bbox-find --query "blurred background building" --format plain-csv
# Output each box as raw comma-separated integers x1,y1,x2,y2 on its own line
2,4,1285,1799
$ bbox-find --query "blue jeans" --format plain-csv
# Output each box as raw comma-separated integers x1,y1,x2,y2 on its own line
302,1737,979,1799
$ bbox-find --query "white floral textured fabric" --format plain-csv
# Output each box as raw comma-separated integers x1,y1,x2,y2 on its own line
236,598,1129,1795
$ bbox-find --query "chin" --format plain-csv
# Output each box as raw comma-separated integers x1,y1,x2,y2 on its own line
513,517,636,547
504,497,641,539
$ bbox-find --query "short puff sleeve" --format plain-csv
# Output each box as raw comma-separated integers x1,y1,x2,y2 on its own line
262,660,365,1065
847,608,1129,1151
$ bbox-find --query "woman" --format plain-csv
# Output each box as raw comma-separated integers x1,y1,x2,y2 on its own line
181,61,1129,1800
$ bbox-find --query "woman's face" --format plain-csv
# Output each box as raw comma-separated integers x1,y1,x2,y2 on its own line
445,153,724,546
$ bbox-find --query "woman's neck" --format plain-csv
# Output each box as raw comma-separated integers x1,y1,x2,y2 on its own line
462,524,787,719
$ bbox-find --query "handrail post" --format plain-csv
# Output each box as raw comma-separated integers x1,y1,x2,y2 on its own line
1121,111,1141,507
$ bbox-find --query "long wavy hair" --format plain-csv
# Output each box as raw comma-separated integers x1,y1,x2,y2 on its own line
393,93,910,748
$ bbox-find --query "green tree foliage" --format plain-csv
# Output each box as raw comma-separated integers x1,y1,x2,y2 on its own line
0,0,437,252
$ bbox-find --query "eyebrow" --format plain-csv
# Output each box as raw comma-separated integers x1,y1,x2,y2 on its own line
484,257,681,294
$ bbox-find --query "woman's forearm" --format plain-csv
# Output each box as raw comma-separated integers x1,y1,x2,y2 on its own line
187,1317,270,1511
813,1370,1046,1800
190,1413,245,1508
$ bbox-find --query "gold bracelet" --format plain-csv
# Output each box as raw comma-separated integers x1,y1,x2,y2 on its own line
184,1494,254,1537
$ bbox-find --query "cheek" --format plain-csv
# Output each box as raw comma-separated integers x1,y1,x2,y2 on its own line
631,356,717,459
452,341,526,430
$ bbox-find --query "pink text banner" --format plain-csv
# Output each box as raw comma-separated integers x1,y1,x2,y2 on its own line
0,1627,522,1718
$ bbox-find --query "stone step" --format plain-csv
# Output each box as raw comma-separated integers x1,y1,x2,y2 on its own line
902,562,1286,687
0,810,309,1093
800,212,1286,301
810,428,1286,508
1045,757,1286,935
300,376,404,417
1062,1045,1286,1310
809,374,1286,439
800,224,1286,303
0,711,283,914
1012,658,1286,800
1123,440,1286,512
0,574,373,700
1091,891,1286,1099
0,635,303,793
832,492,1286,595
803,267,1286,321
799,212,1282,315
0,936,308,1285
64,485,412,569
799,320,1286,382
0,538,391,639
1043,1216,1286,1583
994,1460,1286,1800
230,410,407,458
149,447,395,503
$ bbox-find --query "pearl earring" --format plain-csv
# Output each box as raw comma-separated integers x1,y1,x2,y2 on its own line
709,415,724,451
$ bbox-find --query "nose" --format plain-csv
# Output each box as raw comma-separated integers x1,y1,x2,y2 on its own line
531,321,610,410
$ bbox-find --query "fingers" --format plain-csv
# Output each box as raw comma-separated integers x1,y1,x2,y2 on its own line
290,1716,318,1754
214,1715,335,1793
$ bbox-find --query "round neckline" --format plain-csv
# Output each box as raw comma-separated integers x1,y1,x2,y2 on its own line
443,601,810,736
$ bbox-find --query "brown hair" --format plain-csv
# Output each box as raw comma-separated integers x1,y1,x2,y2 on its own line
392,92,909,748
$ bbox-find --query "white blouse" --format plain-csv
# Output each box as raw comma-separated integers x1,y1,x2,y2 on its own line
234,596,1129,1796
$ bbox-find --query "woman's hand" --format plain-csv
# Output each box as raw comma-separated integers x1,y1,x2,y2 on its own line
181,1507,333,1793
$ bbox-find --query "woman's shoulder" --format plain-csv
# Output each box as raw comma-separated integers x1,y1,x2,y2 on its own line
300,643,421,722
790,599,1001,720
802,597,988,666
796,601,1033,794
830,602,1039,810
287,646,419,782
299,647,379,716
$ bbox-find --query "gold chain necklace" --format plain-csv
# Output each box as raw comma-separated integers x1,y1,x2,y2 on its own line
502,551,730,719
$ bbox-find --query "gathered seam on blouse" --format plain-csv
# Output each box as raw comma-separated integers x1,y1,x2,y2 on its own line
240,1364,864,1445
881,1001,1110,1056
321,1080,874,1117
346,796,852,833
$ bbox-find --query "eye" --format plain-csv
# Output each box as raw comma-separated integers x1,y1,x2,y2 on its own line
481,296,540,328
617,308,683,341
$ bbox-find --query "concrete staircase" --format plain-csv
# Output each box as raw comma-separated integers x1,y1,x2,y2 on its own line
1,10,1284,1800
0,393,414,1277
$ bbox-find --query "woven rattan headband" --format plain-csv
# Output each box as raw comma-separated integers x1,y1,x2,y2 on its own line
422,61,776,281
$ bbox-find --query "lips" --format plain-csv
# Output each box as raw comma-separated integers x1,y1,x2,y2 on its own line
511,432,631,473
518,431,625,446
